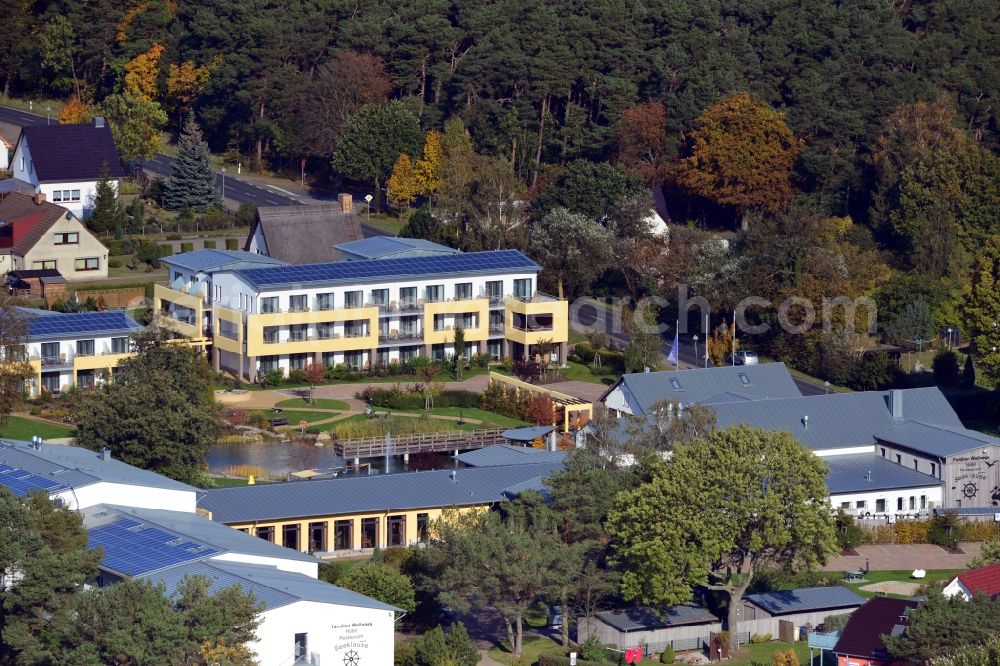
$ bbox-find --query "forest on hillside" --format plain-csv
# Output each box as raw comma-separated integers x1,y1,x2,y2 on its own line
2,0,998,392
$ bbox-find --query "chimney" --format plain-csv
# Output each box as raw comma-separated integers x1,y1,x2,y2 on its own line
99,448,111,461
94,116,105,129
802,415,809,430
865,470,872,482
33,192,46,205
449,469,457,483
889,389,903,419
338,193,353,214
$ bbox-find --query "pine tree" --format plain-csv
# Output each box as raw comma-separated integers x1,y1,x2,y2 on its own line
164,114,217,212
88,163,125,235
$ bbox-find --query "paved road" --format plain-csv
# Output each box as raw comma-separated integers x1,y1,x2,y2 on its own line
572,297,827,395
0,105,302,208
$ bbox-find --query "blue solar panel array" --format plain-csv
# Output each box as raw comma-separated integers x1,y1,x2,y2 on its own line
0,462,67,496
87,516,223,576
237,249,539,287
27,311,141,339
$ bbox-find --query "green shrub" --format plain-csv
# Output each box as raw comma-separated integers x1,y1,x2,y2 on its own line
225,237,238,250
579,635,611,662
167,233,182,240
203,240,216,249
835,509,864,549
933,350,961,388
158,243,172,257
660,646,675,663
929,510,963,549
822,613,851,632
105,239,123,255
572,342,596,364
287,368,307,384
180,242,194,253
751,633,772,644
108,258,123,269
265,369,285,387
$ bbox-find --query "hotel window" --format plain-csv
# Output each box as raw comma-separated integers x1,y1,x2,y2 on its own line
909,496,916,510
321,351,337,366
258,355,279,373
426,284,444,302
434,315,446,332
32,260,56,270
289,353,308,370
880,447,886,458
263,326,279,343
345,351,364,370
485,280,503,302
51,189,81,202
74,257,97,271
260,296,278,314
876,499,886,513
460,313,477,329
76,370,95,389
111,337,128,354
856,501,866,509
896,454,902,464
840,501,850,509
76,339,95,356
376,349,390,366
282,524,300,551
931,462,936,477
344,290,363,308
897,497,904,511
400,315,419,337
317,322,335,339
361,518,379,549
417,513,429,542
371,289,389,307
513,278,532,299
920,495,927,509
294,634,308,663
334,520,353,550
400,345,420,363
913,460,919,471
308,522,327,552
431,344,445,361
487,340,502,360
489,311,503,332
316,292,335,310
288,324,307,341
289,294,308,312
256,526,275,542
400,287,417,308
41,372,60,393
41,342,59,362
344,320,367,338
389,515,406,547
53,232,78,245
454,282,472,300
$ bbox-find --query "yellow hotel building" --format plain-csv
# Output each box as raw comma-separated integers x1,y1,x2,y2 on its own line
198,461,562,554
153,243,568,380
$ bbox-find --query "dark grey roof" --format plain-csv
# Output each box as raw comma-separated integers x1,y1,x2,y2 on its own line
142,560,399,612
21,309,144,341
334,236,460,261
501,475,551,500
873,421,1000,459
200,462,563,524
601,363,802,415
709,388,962,452
93,505,319,564
744,586,865,615
933,507,1000,517
823,454,941,495
163,249,286,273
19,123,124,182
248,203,363,264
0,440,196,493
0,179,36,195
594,604,719,632
456,444,565,466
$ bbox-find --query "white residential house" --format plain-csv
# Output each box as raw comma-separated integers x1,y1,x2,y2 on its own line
10,118,124,217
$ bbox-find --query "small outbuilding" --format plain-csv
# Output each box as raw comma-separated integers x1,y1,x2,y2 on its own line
7,268,66,299
740,587,866,642
577,604,722,654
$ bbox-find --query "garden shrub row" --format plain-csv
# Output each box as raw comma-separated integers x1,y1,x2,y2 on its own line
357,386,480,410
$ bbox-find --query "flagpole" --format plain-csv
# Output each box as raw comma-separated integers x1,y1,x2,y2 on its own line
675,319,679,370
732,309,737,366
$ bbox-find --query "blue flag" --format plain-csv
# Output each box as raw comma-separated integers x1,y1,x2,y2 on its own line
666,328,679,366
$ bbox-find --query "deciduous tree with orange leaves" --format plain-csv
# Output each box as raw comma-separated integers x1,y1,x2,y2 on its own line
387,153,422,207
675,93,801,227
124,43,164,102
59,96,95,124
415,130,444,201
617,101,671,187
166,60,212,123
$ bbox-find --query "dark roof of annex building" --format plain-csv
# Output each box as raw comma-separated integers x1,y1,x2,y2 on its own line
0,192,80,255
0,440,196,496
823,454,941,495
334,236,460,261
163,248,287,273
708,387,962,452
594,603,719,632
873,420,1000,459
744,586,866,615
834,596,919,659
18,122,125,182
246,202,364,264
599,363,802,415
232,249,540,290
199,462,563,524
455,444,565,467
142,560,399,613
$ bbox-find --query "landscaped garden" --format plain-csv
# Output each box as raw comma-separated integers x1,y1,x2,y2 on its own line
0,416,76,440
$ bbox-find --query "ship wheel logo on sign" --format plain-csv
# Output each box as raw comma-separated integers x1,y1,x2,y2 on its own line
342,649,360,666
963,482,978,499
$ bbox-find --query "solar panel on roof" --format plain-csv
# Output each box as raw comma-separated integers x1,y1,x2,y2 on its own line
28,311,139,338
87,516,223,576
0,462,67,496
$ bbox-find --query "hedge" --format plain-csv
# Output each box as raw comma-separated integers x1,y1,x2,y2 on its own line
158,243,173,256
180,242,194,253
858,518,999,545
203,240,216,249
225,237,239,250
362,386,480,410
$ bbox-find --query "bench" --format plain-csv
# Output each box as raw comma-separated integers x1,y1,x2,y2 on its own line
269,417,290,428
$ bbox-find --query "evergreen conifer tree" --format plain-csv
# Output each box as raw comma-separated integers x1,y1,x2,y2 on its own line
88,163,125,235
164,114,217,211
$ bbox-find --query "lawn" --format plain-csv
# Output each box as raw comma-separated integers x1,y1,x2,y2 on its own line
560,360,621,385
487,634,564,664
207,476,254,488
1,416,75,440
839,568,960,599
389,407,528,429
365,213,406,235
324,413,482,437
729,640,811,666
275,398,350,411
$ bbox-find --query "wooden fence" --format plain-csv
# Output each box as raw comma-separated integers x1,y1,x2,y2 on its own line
47,287,147,309
333,428,507,458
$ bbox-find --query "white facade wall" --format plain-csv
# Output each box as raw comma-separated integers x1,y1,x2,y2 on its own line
37,179,109,218
210,552,318,578
603,384,635,415
26,333,131,364
54,483,197,513
829,486,942,517
942,577,971,600
253,601,395,666
246,225,268,256
11,138,36,187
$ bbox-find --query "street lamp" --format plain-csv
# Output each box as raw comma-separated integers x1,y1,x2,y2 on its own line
693,335,698,368
221,167,227,205
947,327,953,349
46,106,51,125
364,194,373,224
824,380,830,394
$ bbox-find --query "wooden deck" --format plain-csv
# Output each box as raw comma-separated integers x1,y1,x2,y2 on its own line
333,428,507,458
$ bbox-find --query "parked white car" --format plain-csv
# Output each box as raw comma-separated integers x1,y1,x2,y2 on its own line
730,351,759,365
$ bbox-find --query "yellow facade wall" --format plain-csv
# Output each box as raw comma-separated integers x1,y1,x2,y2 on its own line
212,306,244,355
421,298,490,344
245,307,379,356
504,297,568,346
153,284,206,341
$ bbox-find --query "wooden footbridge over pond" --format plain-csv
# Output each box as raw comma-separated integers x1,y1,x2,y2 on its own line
333,428,508,460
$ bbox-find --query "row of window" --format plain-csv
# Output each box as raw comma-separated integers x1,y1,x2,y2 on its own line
53,232,79,245
39,367,120,393
31,257,100,271
258,341,504,373
841,495,928,513
39,337,129,361
51,189,82,203
262,320,370,344
879,447,938,478
246,514,431,552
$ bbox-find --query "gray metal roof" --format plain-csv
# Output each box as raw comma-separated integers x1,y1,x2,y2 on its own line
873,421,1000,460
744,586,865,615
823,454,941,495
709,388,962,452
142,560,400,612
594,603,719,632
501,475,551,500
601,363,802,415
200,462,563,524
334,236,460,260
163,249,286,273
94,505,319,564
501,426,558,443
0,440,196,493
455,443,564,467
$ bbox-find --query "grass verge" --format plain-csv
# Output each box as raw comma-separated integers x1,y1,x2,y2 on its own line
275,398,351,411
388,407,527,428
2,416,75,439
487,634,564,664
839,568,960,599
